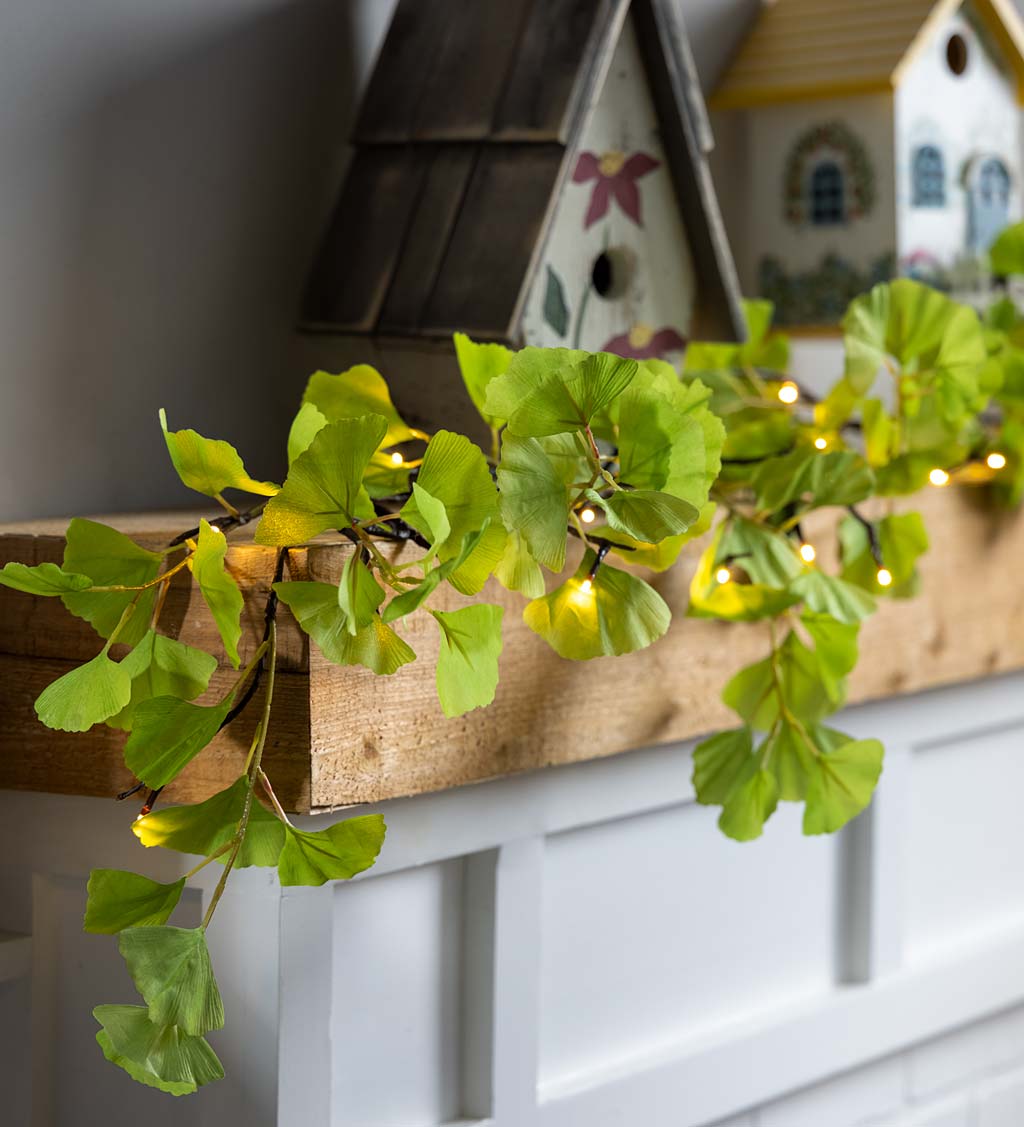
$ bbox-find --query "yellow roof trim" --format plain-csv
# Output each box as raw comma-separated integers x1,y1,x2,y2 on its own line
715,0,1024,109
710,78,894,111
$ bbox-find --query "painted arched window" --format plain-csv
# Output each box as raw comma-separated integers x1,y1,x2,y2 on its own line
810,161,845,225
912,145,945,207
970,157,1012,254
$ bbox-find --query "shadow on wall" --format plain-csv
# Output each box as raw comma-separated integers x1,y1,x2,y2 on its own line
0,0,367,522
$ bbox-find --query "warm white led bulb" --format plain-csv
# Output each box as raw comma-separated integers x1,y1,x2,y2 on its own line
580,507,596,524
580,577,593,594
928,467,950,487
814,436,828,451
876,567,893,588
778,381,799,405
390,452,404,466
987,452,1007,470
715,566,732,585
799,543,817,563
208,524,220,534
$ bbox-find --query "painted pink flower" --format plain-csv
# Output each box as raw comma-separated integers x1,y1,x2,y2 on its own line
573,150,660,229
602,323,687,360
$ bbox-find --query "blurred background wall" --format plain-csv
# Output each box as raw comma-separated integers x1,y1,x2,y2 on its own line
0,0,761,521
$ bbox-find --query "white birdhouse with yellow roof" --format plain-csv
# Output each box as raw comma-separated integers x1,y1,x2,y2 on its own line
714,0,1024,328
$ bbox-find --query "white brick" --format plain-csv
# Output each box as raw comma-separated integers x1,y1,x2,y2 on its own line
756,1056,905,1127
977,1065,1024,1127
907,1005,1024,1099
862,1092,972,1127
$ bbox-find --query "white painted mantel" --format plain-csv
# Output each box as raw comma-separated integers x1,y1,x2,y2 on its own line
3,668,1024,1127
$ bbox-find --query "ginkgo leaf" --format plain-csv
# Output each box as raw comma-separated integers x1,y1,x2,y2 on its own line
483,347,587,421
190,520,243,667
277,814,387,887
493,530,546,598
62,519,163,646
118,926,224,1035
123,696,233,789
688,525,799,623
692,727,755,806
753,448,875,515
286,401,328,464
256,415,387,545
336,554,385,635
803,735,884,835
0,561,92,596
106,630,218,732
401,431,499,555
584,487,698,544
801,613,859,704
84,870,185,934
765,719,816,801
454,332,512,427
524,551,670,660
497,433,572,572
788,569,876,625
274,582,415,674
506,352,638,436
431,605,504,717
133,776,285,869
35,651,132,732
718,766,779,842
159,409,278,498
94,1005,223,1096
301,366,416,447
408,482,451,563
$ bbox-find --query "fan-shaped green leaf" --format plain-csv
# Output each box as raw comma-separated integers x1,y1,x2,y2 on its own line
337,554,386,634
278,814,386,887
803,735,884,835
431,604,504,717
788,569,876,625
275,581,415,674
118,926,223,1035
124,696,232,789
497,433,572,572
94,1005,224,1096
159,409,278,498
190,520,243,667
35,651,132,732
84,870,185,934
523,551,670,660
301,366,415,447
133,776,285,868
62,519,162,646
256,415,387,545
454,332,512,427
692,727,755,806
506,352,638,436
106,630,218,732
0,561,91,596
584,487,698,544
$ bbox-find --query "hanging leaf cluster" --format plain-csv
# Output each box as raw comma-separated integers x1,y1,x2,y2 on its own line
1,267,1020,1095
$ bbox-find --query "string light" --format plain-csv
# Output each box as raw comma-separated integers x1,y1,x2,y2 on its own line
715,566,732,585
876,567,893,587
778,381,799,405
390,452,404,466
580,507,596,524
208,524,220,534
814,436,828,450
928,468,950,487
987,451,1007,470
799,543,817,564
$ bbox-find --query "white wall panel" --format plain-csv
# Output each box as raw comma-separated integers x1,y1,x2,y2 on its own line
331,858,469,1127
539,801,838,1088
907,723,1024,963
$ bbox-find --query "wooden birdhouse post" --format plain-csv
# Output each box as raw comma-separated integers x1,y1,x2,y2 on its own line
298,0,744,437
714,0,1024,329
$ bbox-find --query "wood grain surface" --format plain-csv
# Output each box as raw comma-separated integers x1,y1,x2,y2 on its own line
1,488,1022,813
